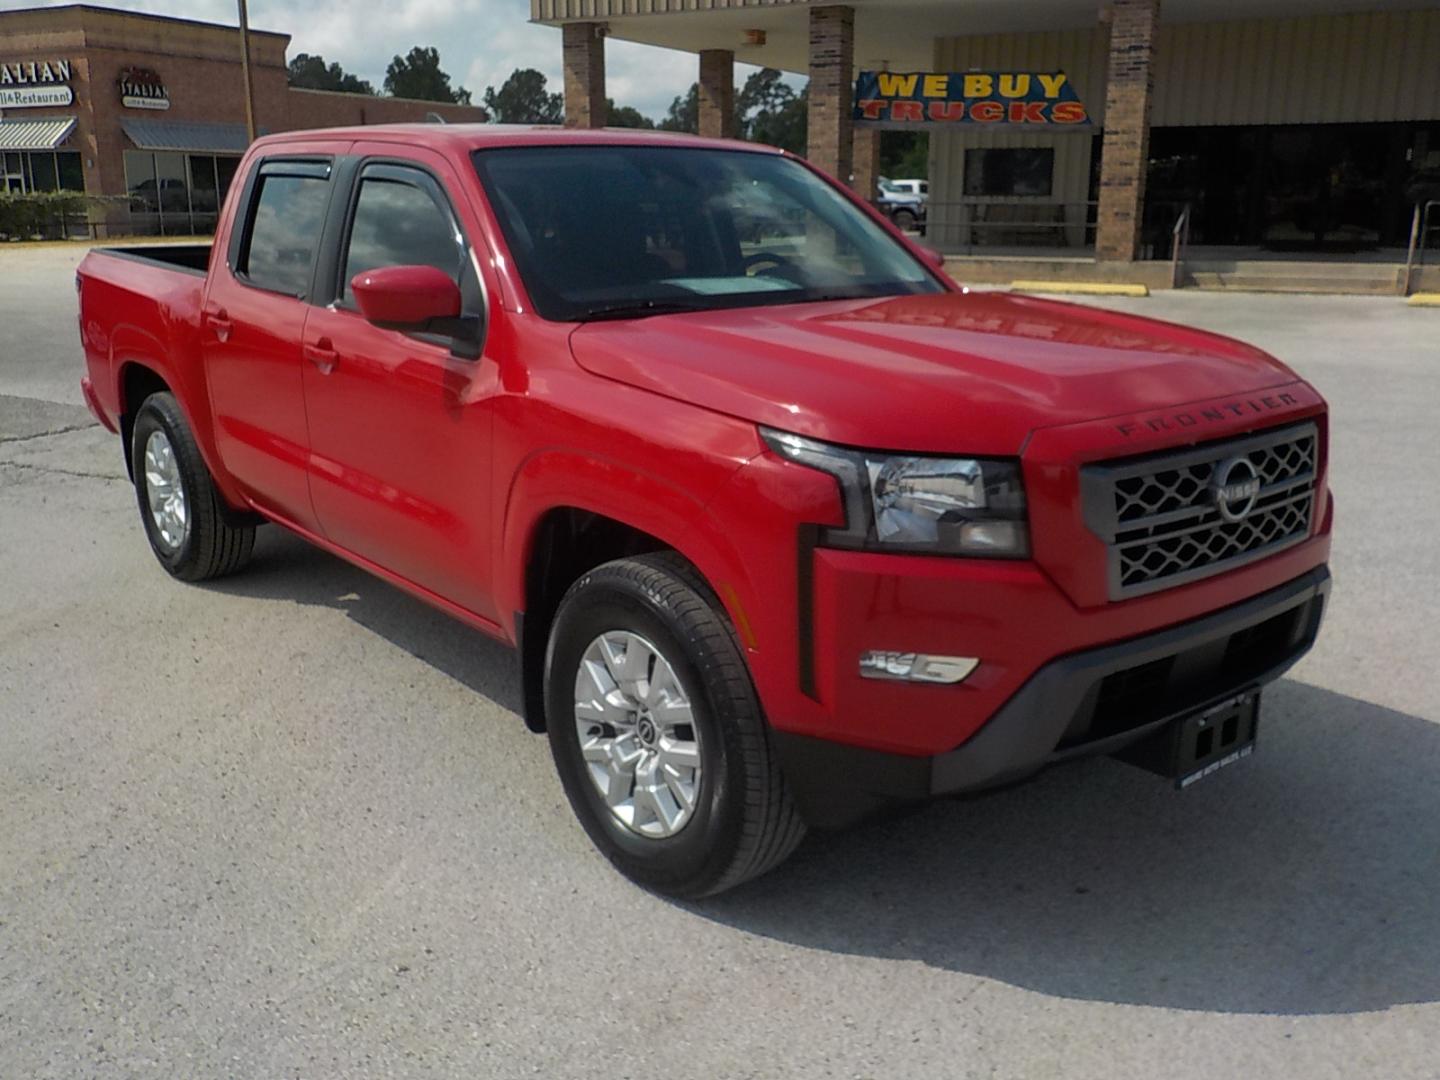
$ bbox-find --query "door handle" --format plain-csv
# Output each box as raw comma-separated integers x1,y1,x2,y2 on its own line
205,307,232,342
304,338,339,374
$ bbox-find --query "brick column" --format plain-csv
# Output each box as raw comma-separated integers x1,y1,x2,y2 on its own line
698,49,735,139
562,22,607,129
806,6,855,183
851,126,881,199
1096,0,1159,261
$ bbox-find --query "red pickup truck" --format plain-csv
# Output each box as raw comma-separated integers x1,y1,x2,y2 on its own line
77,125,1331,897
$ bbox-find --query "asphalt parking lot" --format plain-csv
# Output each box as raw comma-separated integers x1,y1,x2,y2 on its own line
3,242,1439,1078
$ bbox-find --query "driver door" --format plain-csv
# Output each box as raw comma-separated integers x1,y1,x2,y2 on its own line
300,150,501,623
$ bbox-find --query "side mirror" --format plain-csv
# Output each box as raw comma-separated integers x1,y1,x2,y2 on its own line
351,264,462,332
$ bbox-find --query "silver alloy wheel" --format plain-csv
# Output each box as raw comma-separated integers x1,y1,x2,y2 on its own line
143,429,189,552
573,630,702,839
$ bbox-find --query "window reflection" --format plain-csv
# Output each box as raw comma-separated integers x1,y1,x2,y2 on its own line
342,178,461,304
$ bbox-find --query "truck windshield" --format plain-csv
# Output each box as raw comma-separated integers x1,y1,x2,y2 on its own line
472,145,943,322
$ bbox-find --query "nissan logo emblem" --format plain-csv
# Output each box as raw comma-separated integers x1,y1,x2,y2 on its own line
1210,456,1261,522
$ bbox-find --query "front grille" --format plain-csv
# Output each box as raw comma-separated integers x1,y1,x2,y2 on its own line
1081,423,1318,600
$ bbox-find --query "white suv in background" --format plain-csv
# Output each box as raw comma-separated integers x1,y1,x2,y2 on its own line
877,177,928,233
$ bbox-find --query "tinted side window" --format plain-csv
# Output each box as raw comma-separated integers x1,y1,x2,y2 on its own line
241,173,330,296
342,177,461,305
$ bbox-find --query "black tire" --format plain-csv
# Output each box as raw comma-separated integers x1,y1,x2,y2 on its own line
891,208,918,232
544,553,805,898
131,391,256,582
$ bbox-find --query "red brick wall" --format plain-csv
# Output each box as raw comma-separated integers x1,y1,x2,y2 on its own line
0,5,489,213
283,89,487,130
562,22,606,129
698,50,735,140
1096,0,1160,261
806,5,855,186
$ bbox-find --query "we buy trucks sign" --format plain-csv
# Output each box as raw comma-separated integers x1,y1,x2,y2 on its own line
853,70,1091,127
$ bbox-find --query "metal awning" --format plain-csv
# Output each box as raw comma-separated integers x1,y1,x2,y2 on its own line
0,117,77,151
121,119,252,154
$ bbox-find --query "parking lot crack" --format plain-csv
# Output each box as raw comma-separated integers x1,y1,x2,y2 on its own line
0,460,124,484
0,422,99,445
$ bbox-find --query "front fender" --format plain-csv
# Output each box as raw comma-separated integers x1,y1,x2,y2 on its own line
497,445,759,638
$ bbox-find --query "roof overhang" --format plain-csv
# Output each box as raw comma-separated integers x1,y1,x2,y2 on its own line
121,119,254,154
533,0,1431,75
0,116,77,151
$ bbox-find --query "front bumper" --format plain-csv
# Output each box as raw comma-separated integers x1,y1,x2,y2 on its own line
773,566,1329,828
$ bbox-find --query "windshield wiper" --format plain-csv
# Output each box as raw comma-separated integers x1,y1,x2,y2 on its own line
573,299,716,322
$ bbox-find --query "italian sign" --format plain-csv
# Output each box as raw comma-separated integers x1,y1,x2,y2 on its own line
853,70,1090,127
118,67,170,110
0,58,75,108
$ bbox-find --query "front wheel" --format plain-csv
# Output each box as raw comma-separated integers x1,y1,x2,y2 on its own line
131,392,256,582
544,553,805,898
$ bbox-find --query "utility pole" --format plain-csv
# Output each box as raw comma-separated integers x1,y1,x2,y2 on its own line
237,0,257,143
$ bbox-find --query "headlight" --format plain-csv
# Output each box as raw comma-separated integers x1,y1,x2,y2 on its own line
761,427,1029,557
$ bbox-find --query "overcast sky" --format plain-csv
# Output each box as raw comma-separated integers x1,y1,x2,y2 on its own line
2,0,720,119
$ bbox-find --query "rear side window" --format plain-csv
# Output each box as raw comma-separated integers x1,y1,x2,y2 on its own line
239,163,331,297
341,174,461,305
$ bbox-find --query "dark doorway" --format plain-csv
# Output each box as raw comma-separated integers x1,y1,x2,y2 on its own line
1144,122,1435,252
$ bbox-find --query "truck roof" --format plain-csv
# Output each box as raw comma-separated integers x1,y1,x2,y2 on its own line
251,123,786,156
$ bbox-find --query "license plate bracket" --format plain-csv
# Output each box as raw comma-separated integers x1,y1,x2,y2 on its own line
1115,691,1260,789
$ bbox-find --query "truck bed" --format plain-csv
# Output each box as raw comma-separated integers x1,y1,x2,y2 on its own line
76,245,213,435
93,243,212,276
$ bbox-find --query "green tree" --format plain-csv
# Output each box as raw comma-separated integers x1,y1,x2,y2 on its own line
743,82,812,155
880,131,929,180
658,84,698,133
606,100,655,129
384,46,472,105
657,70,806,152
287,52,374,95
736,68,793,133
483,68,562,123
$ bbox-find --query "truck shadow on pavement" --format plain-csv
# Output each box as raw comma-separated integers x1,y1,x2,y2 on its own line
211,531,1439,1017
203,526,524,715
698,679,1440,1016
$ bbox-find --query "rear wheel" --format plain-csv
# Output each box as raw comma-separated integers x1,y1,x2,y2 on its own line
545,553,805,897
131,392,255,582
891,207,918,232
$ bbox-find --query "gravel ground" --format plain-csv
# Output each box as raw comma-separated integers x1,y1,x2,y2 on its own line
2,242,1438,1078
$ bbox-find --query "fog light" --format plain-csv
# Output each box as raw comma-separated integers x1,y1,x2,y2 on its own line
859,651,979,684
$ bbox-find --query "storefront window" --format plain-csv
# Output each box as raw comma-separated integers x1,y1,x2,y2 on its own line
27,153,58,192
125,150,156,202
0,151,85,194
124,149,239,234
2,152,22,193
216,157,240,203
964,148,1055,198
154,151,191,227
57,152,83,192
188,154,218,213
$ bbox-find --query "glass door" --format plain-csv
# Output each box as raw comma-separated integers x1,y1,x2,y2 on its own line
3,152,26,193
1260,125,1388,253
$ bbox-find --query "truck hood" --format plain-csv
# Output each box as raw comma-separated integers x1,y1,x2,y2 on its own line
568,291,1301,455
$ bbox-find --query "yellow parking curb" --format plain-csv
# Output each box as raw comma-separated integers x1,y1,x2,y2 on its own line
1009,280,1150,297
1407,293,1440,307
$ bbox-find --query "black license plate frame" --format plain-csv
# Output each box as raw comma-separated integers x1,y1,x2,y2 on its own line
1115,690,1261,789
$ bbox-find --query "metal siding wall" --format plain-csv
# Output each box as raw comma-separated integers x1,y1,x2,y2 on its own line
1152,9,1440,126
928,9,1440,214
533,0,806,18
929,27,1102,221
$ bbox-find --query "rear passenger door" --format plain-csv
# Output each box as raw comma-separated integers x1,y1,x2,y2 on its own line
299,149,501,623
203,151,345,528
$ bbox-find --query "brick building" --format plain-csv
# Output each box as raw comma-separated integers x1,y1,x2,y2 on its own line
531,0,1440,284
0,4,486,234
